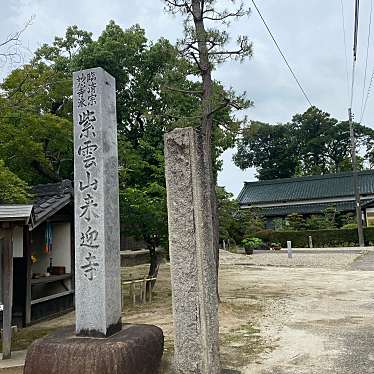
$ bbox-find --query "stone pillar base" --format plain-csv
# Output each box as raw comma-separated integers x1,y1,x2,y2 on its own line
24,324,164,374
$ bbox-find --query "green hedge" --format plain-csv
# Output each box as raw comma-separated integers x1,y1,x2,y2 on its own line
256,227,374,248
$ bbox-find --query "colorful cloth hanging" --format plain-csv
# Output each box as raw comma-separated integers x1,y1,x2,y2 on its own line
44,223,53,253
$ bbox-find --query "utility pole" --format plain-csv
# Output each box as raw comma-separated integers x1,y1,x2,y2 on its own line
349,108,365,247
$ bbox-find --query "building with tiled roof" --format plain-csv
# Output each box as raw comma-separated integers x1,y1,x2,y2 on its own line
238,171,374,228
0,180,74,331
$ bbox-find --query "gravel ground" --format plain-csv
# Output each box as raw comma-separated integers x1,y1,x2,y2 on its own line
3,249,373,374
220,249,365,269
219,250,374,373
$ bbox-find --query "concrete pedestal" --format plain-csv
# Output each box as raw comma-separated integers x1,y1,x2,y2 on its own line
24,324,164,374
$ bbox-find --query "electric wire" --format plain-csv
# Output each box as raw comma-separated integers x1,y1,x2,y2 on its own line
340,0,351,106
251,0,313,107
359,0,373,122
360,66,374,123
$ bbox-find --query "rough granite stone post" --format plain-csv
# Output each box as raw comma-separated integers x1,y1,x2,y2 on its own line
164,127,221,374
73,67,121,337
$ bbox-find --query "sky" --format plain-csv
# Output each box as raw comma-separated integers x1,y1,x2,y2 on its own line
1,0,374,196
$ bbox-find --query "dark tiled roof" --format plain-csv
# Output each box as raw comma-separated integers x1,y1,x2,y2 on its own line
238,171,374,205
32,180,73,228
259,198,373,217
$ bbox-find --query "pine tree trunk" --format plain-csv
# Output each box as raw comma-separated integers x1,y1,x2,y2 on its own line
191,0,220,299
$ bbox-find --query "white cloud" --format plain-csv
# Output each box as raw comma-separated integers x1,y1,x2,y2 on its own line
1,0,374,196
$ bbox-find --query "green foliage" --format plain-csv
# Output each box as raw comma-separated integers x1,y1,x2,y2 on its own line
234,106,374,180
217,187,241,243
305,215,331,230
273,218,286,232
0,160,31,203
286,213,306,231
304,207,337,230
342,223,358,229
322,206,337,227
0,61,73,186
242,208,265,237
282,207,341,232
0,21,248,249
234,122,299,180
216,188,266,244
241,237,263,249
31,21,243,164
0,111,73,185
1,63,72,118
119,183,167,250
256,227,374,248
339,212,356,227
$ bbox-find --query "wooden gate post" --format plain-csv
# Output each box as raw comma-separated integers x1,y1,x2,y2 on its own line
2,225,13,360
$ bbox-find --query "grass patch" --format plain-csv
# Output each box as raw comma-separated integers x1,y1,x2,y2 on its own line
160,339,174,374
220,322,271,369
0,327,58,353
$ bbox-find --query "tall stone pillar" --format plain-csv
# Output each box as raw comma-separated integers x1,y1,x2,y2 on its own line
73,67,121,337
164,127,221,374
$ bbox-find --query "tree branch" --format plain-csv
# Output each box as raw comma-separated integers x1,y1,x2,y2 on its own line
164,85,203,96
164,0,192,13
0,16,34,68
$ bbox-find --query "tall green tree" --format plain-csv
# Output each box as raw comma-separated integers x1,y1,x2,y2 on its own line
0,99,73,185
0,22,246,280
234,121,299,180
164,0,253,288
234,106,374,180
217,187,242,244
291,107,373,175
0,160,30,203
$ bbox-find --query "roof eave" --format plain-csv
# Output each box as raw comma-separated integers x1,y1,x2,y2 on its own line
30,195,72,230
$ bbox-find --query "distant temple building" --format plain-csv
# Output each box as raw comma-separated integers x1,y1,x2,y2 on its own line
238,171,374,229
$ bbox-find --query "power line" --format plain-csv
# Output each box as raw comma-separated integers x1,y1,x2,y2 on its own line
360,65,374,123
340,0,351,106
251,0,313,107
360,1,374,123
359,0,373,122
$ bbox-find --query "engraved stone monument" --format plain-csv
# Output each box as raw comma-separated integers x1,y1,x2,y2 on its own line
164,127,221,374
24,67,164,374
73,67,121,337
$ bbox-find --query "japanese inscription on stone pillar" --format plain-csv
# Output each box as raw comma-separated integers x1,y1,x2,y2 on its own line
73,67,121,337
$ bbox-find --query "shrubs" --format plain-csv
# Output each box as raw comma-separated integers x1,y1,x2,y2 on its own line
276,208,356,232
241,237,266,254
342,223,358,229
256,227,374,248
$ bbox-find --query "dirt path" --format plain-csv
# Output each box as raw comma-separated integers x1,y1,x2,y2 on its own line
221,251,374,374
4,249,374,373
